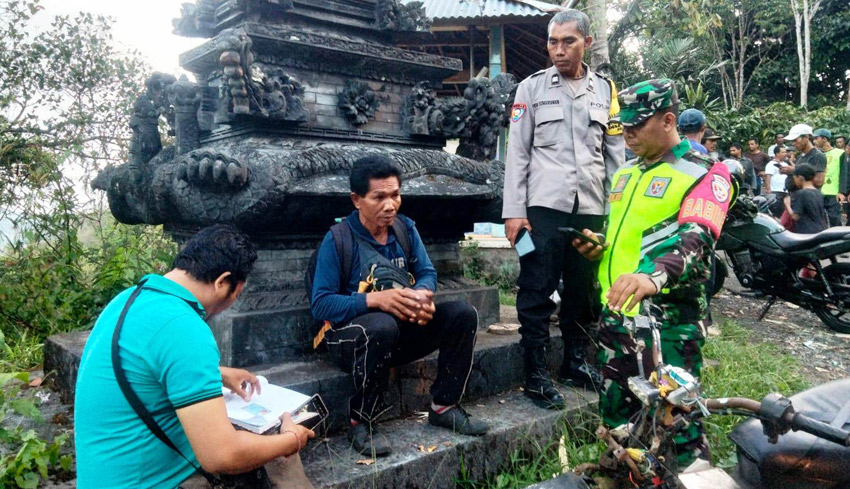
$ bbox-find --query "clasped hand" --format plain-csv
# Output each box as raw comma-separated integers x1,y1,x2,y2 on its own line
367,287,436,325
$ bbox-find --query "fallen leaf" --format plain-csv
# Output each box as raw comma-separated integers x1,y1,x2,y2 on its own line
28,377,43,387
417,445,425,452
427,445,437,453
499,399,506,404
356,459,376,466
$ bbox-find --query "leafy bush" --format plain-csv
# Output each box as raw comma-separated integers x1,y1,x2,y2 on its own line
0,372,72,488
460,240,518,294
706,102,850,148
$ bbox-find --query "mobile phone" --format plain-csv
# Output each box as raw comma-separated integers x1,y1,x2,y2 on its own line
293,395,328,431
515,227,535,257
558,227,606,248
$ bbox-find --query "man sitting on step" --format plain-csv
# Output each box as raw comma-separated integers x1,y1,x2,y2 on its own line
310,155,489,457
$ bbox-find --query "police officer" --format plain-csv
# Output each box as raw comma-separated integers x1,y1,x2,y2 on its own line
503,9,625,409
573,79,734,469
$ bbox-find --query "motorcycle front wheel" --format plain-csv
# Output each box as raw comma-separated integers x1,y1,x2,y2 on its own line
812,263,850,334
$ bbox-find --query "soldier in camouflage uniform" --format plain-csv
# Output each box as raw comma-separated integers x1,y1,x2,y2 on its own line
573,79,735,468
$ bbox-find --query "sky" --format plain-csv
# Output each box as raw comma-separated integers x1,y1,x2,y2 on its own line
35,0,205,75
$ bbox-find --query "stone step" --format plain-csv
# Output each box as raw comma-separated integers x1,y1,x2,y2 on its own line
300,388,596,489
249,327,566,433
44,321,565,429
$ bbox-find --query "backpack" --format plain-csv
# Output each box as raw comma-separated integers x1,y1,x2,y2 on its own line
304,216,412,305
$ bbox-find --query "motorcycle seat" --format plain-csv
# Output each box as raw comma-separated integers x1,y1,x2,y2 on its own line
730,378,850,489
770,226,850,252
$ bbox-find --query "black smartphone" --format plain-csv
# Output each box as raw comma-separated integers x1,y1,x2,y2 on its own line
293,395,329,431
558,227,606,248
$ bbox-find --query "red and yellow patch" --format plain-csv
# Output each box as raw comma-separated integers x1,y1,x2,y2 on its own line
511,103,527,123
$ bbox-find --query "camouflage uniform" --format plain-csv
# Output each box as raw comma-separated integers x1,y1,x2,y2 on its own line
595,79,734,467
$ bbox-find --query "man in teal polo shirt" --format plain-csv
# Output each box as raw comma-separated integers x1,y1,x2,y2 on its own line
75,225,315,488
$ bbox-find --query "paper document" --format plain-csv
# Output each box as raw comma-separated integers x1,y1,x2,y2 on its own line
223,376,313,434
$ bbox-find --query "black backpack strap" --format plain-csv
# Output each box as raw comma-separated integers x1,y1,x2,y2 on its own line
330,219,355,293
391,216,412,263
111,280,219,486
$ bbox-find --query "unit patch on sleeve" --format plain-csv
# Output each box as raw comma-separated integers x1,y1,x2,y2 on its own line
511,103,527,123
711,174,731,203
644,176,671,198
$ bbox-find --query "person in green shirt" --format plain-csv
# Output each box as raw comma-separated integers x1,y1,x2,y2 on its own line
813,128,844,226
75,224,315,489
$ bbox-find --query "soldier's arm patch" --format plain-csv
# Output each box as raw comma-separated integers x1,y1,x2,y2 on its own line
510,103,527,123
678,163,732,238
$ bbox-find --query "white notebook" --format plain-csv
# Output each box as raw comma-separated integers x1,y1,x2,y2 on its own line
223,376,315,434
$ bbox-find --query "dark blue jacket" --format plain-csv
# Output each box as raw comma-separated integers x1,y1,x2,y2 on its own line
310,211,438,324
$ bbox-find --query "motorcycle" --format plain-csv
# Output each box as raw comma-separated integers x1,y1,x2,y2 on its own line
531,303,850,489
712,197,850,333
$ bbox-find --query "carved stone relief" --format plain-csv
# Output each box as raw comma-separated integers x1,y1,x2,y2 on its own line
337,80,381,126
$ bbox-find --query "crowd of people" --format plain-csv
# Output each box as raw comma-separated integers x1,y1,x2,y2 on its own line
70,7,847,489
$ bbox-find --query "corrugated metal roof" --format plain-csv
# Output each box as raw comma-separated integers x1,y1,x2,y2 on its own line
406,0,561,21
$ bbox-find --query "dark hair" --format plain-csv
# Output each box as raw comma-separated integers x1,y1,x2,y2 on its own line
794,164,816,180
172,224,257,290
747,138,759,145
350,154,403,196
730,142,743,151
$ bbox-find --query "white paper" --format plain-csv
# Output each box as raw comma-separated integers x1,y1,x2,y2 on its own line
223,376,312,433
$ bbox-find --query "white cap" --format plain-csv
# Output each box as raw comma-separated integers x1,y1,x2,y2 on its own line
784,123,813,141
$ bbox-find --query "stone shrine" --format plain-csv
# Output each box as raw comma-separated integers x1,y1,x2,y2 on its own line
91,0,517,367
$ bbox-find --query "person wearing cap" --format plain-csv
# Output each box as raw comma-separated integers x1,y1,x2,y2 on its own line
678,108,708,155
503,9,625,409
702,128,722,161
813,128,845,226
572,78,734,469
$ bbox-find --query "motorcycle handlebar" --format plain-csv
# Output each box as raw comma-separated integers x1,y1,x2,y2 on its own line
788,412,850,447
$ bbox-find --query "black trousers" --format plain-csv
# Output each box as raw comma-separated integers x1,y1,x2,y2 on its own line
516,206,605,351
824,195,842,227
324,301,478,422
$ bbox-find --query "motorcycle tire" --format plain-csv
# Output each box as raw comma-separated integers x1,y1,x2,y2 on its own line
812,263,850,334
711,255,727,297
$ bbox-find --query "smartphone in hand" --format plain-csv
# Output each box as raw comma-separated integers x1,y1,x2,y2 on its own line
558,227,607,248
515,227,535,257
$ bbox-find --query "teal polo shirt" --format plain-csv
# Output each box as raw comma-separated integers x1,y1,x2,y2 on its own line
75,274,223,489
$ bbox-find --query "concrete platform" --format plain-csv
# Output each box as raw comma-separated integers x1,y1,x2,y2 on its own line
301,389,596,489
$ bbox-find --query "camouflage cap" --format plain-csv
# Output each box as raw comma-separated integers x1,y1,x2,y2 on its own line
618,78,679,127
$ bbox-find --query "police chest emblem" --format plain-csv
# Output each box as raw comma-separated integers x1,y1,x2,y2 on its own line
511,103,527,123
711,174,731,203
645,177,671,198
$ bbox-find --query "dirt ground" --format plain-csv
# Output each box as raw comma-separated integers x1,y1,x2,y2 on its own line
712,286,849,385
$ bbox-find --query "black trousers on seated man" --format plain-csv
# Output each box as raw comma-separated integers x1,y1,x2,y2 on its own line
324,300,478,422
517,206,605,398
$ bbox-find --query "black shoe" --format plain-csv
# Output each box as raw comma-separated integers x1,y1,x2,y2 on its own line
560,342,602,389
428,405,489,436
348,423,392,457
559,360,603,389
524,346,565,409
525,374,566,409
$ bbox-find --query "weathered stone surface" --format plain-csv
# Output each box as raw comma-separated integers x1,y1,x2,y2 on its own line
45,324,567,433
43,330,89,403
300,389,596,489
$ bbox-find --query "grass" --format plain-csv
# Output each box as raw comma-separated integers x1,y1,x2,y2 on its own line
701,319,809,467
457,319,808,487
499,291,517,306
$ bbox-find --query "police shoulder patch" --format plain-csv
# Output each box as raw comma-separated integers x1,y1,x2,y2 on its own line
511,103,527,123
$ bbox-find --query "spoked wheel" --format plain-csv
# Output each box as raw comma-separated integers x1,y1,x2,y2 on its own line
812,263,850,334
